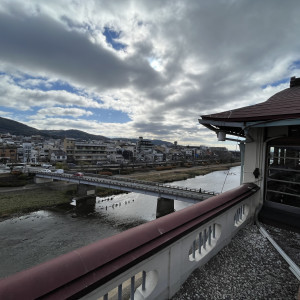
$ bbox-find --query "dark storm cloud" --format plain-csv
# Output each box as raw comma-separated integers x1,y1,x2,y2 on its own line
0,10,161,92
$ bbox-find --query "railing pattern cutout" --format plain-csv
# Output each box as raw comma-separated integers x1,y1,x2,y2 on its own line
234,204,248,227
102,270,158,300
188,223,221,262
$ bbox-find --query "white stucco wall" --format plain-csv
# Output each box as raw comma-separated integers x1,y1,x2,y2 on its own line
243,128,265,207
242,125,289,207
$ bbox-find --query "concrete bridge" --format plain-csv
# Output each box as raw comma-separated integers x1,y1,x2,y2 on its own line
32,170,217,203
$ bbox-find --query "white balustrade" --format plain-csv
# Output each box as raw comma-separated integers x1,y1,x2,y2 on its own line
82,193,257,300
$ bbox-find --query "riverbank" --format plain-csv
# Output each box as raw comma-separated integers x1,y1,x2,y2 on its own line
0,162,240,219
0,182,77,218
123,162,240,183
0,182,127,219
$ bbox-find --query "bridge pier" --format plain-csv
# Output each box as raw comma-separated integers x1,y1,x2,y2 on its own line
156,197,174,218
77,184,96,197
76,196,96,211
75,184,96,212
34,177,53,184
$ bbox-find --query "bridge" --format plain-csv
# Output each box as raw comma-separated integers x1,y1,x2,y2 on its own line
32,170,217,203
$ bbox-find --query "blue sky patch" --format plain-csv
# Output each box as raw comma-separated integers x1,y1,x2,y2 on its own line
90,108,131,123
261,77,289,89
103,27,126,51
11,73,82,95
289,60,300,70
1,106,131,124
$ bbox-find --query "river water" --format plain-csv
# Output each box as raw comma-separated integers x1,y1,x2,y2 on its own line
0,166,240,278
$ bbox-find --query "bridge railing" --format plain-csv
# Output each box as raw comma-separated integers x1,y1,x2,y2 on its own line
32,170,217,197
0,183,259,299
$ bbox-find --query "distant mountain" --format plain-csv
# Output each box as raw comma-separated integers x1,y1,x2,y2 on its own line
0,117,43,136
112,137,174,146
0,117,173,145
40,129,108,140
0,117,107,140
151,139,174,146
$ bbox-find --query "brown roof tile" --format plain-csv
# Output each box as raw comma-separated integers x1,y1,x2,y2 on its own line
201,85,300,122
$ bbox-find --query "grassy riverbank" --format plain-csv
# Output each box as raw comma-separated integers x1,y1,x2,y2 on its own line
0,162,240,219
0,184,127,218
0,186,76,218
124,162,240,183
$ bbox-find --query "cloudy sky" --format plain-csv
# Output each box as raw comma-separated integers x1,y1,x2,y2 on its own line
0,0,300,148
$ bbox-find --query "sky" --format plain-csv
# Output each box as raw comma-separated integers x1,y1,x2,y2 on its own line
0,0,300,149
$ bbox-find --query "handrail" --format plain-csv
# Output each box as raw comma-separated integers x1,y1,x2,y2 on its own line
33,172,212,201
0,183,259,299
34,171,218,199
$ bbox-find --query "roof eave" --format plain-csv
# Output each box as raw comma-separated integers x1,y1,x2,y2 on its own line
199,117,300,138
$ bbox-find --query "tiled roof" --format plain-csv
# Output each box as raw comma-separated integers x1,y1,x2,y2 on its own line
201,85,300,122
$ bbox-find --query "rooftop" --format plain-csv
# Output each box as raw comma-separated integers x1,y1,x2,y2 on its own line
172,223,300,299
201,77,300,122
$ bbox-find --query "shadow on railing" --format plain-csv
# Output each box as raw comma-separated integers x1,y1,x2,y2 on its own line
0,183,259,300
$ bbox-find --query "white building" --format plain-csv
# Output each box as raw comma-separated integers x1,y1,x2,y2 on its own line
199,76,300,230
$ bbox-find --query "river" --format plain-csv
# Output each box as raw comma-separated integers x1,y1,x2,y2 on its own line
0,166,240,278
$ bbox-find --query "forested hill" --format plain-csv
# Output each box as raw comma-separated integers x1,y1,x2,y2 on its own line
0,117,107,140
0,117,173,145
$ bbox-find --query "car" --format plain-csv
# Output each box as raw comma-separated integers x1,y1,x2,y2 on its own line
41,169,52,173
55,169,64,174
41,164,52,168
67,163,77,167
73,172,84,177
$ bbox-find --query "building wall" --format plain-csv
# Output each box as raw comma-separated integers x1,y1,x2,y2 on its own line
243,127,265,206
0,145,18,162
243,125,291,207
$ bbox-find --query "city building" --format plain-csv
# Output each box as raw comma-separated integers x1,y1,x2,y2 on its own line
73,141,107,164
50,149,67,163
136,137,154,153
63,138,76,162
0,143,18,163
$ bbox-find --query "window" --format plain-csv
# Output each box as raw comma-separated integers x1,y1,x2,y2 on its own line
266,139,300,208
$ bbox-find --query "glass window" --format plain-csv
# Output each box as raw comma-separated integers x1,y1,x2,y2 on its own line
266,142,300,207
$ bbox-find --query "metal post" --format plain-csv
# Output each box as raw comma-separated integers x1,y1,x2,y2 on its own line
203,229,206,250
104,294,108,300
131,276,135,300
208,226,211,246
239,142,245,185
118,284,122,300
213,223,216,238
142,271,146,291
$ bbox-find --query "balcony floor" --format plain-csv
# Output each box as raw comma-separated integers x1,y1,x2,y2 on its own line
172,223,300,300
